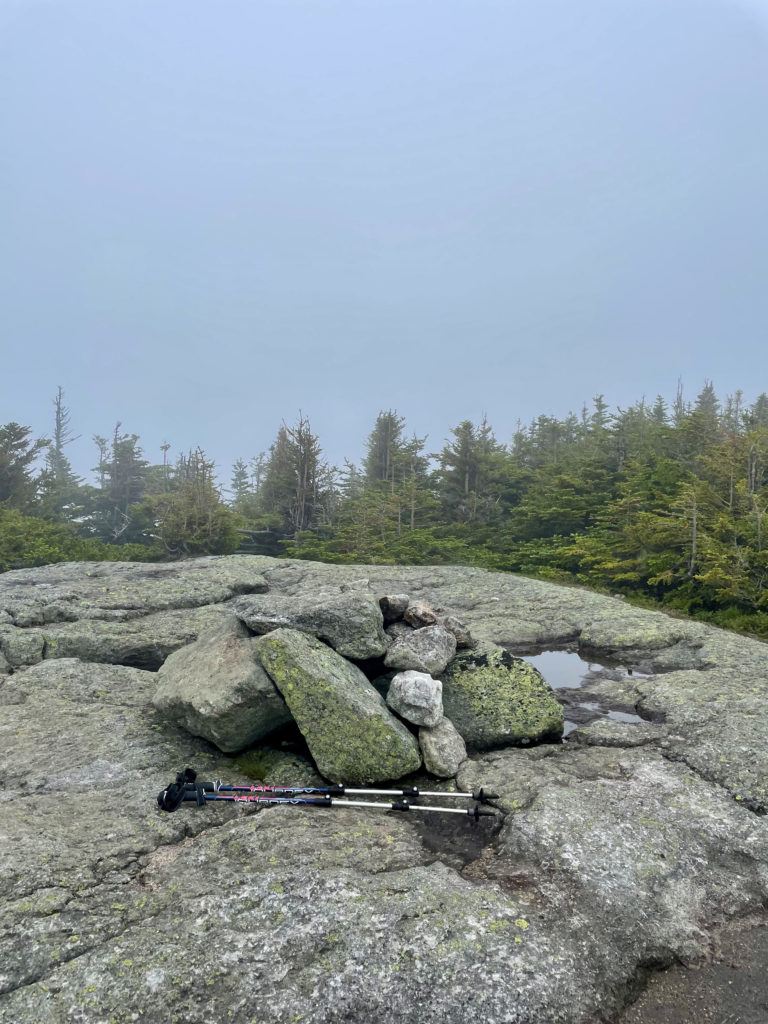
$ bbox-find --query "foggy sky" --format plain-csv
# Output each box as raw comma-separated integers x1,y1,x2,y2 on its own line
2,0,767,485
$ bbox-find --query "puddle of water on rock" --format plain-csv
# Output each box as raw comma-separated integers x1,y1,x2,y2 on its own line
521,649,649,739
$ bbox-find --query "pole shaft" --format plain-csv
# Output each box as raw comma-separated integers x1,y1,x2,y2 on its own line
195,793,476,815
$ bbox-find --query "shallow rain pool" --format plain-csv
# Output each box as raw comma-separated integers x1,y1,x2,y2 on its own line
520,649,648,739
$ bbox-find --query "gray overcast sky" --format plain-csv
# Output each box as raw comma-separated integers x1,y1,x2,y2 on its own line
2,0,768,485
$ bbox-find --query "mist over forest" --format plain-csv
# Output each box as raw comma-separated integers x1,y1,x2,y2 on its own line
2,380,768,638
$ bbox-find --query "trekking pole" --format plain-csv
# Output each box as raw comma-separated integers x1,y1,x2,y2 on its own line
157,770,498,821
165,768,499,804
211,783,500,803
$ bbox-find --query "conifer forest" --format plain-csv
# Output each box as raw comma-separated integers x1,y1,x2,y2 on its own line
2,382,768,638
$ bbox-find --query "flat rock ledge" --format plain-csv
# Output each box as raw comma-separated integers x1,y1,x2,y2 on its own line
2,554,768,1024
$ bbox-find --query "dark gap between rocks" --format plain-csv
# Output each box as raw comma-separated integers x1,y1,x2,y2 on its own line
232,720,316,775
112,649,167,672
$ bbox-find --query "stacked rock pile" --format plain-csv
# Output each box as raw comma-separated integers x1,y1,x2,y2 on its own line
378,593,472,777
152,583,564,784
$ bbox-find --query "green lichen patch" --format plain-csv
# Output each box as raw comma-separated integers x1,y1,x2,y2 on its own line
442,644,563,750
257,629,421,783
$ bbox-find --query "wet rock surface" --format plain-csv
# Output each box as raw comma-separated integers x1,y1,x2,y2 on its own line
1,555,768,1024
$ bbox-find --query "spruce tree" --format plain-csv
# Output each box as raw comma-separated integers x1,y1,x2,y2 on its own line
362,410,407,491
260,415,336,535
0,423,49,510
38,387,83,520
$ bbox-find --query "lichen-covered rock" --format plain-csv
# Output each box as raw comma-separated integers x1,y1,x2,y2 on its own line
152,617,292,752
0,626,45,668
384,623,457,675
569,717,663,748
579,610,693,656
458,745,768,967
419,716,467,777
232,590,387,660
403,600,438,628
386,670,443,727
39,604,234,669
0,655,296,1000
2,814,546,1024
442,644,564,749
0,556,268,626
5,555,768,1024
258,628,421,783
379,594,409,623
339,577,371,592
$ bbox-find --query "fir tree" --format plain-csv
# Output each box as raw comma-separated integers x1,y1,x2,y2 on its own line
0,423,49,510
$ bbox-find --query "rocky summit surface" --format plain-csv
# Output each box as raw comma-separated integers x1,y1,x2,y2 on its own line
1,554,768,1024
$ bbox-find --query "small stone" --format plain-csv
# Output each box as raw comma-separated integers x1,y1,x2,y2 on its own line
379,595,410,624
404,601,438,628
439,614,474,649
384,624,457,676
419,717,467,777
385,621,414,642
386,670,443,727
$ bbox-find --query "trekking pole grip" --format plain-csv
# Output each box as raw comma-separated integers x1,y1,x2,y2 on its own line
469,804,497,822
157,768,206,812
473,788,499,803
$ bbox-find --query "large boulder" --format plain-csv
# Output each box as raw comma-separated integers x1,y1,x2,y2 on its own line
258,628,422,783
232,591,387,660
384,623,457,675
152,617,292,752
442,644,564,749
386,670,443,727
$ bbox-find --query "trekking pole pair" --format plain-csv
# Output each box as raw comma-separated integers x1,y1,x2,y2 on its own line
157,768,499,822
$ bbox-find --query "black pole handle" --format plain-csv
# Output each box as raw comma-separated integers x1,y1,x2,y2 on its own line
473,788,499,803
157,768,205,812
468,804,497,822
